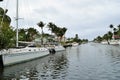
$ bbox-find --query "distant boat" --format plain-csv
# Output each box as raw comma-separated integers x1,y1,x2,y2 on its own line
101,40,120,45
72,42,79,47
101,35,120,45
101,40,109,44
109,40,120,45
55,45,65,51
48,45,65,54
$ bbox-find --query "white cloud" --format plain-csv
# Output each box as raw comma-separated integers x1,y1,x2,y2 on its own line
1,0,120,40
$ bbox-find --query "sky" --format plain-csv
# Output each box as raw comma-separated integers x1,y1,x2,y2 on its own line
1,0,120,40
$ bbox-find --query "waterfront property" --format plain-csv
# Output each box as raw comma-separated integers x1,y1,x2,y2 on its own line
101,35,120,45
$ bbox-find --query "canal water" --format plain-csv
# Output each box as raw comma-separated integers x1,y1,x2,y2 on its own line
1,43,120,80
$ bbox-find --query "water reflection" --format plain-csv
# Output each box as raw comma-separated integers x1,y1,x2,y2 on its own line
0,68,3,80
1,43,120,80
37,53,68,80
0,51,68,80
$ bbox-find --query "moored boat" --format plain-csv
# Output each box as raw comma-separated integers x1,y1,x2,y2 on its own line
0,46,49,67
48,45,65,54
101,40,120,45
55,45,65,51
0,0,51,67
109,40,120,45
72,42,79,47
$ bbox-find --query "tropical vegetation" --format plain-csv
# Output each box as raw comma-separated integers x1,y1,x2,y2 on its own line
66,34,88,44
0,7,14,49
94,24,120,43
0,7,88,50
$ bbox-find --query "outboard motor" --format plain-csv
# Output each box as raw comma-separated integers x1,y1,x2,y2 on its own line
49,49,56,54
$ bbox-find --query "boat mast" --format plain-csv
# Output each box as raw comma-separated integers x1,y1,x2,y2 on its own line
16,0,19,47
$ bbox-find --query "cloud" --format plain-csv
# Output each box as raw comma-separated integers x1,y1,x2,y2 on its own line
1,0,120,40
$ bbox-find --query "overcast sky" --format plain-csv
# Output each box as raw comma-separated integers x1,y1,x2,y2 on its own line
1,0,120,40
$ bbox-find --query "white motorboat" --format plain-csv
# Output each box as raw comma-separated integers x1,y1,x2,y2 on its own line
101,40,120,45
48,45,65,54
109,40,120,45
101,41,109,44
72,42,79,47
54,45,65,51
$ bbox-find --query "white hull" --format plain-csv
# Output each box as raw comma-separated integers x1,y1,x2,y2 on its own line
101,40,120,45
109,40,120,45
101,41,109,44
72,43,79,47
48,45,65,51
55,46,65,51
0,47,49,66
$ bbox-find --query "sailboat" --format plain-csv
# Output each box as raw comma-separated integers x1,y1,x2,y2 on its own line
0,0,49,67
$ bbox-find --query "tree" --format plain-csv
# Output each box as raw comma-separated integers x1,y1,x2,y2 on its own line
0,8,11,28
47,22,68,43
109,24,115,40
103,33,111,44
0,7,14,49
109,24,114,29
55,27,67,42
61,27,67,42
117,25,120,30
18,28,27,41
113,28,117,35
37,21,45,45
96,36,103,43
73,34,81,43
117,25,120,36
26,28,38,41
47,22,54,34
107,31,112,40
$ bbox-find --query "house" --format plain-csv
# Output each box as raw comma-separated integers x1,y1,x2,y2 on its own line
113,35,120,40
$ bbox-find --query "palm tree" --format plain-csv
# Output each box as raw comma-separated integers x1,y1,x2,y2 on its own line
103,34,110,44
37,21,45,45
47,22,58,39
109,24,114,40
109,24,114,29
59,27,67,42
62,27,67,36
0,8,11,28
117,25,120,36
55,27,67,42
47,22,54,34
18,28,27,41
107,31,112,40
47,22,67,42
117,25,120,30
27,28,38,41
96,36,102,43
113,28,117,35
